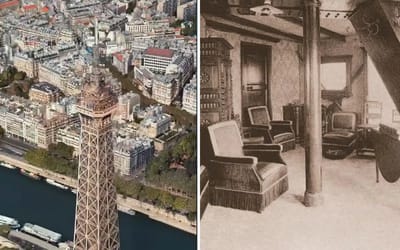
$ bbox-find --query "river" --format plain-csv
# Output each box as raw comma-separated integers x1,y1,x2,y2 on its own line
0,166,196,250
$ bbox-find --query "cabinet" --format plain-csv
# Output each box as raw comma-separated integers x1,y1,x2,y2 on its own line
283,104,304,143
200,38,233,125
283,104,328,143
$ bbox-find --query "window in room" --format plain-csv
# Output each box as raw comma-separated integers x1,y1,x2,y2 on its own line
367,56,396,124
321,62,347,90
320,56,352,100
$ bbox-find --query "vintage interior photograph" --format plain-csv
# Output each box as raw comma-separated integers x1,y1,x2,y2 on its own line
200,0,400,250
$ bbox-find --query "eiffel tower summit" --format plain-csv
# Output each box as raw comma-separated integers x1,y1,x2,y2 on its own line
73,20,120,250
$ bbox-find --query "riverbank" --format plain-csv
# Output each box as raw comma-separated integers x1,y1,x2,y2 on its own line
0,153,196,235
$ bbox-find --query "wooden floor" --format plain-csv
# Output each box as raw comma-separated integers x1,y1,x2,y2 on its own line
201,146,400,250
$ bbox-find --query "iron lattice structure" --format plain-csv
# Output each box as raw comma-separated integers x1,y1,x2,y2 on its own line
73,69,120,250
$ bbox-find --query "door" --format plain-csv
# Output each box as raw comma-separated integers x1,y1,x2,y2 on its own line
241,43,270,126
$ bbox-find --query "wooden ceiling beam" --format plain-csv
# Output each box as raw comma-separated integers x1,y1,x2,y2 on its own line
278,16,346,42
224,14,303,42
205,19,281,43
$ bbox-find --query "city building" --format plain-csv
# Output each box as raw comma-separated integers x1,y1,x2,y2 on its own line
163,0,177,16
39,61,79,95
125,19,170,34
182,76,196,115
177,1,196,21
29,82,63,104
56,124,81,156
98,15,128,33
0,94,78,149
13,54,35,78
134,66,154,92
115,122,140,142
143,47,174,74
114,137,154,176
139,105,171,138
166,53,194,85
112,51,131,75
117,91,140,121
152,75,178,105
157,0,167,13
0,0,19,10
153,129,183,152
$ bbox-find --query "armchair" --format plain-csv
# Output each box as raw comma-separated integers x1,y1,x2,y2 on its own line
247,106,296,152
206,120,288,212
322,112,358,159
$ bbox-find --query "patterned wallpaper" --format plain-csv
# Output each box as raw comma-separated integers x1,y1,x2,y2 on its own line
202,16,303,123
270,41,302,120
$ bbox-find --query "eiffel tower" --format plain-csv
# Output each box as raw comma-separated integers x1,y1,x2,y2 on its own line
73,18,120,250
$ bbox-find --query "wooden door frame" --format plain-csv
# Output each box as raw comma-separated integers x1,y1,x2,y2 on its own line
240,42,272,120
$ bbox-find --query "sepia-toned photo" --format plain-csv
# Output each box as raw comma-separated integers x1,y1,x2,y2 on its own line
200,1,400,250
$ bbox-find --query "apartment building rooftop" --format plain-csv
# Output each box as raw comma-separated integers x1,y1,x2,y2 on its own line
144,47,174,58
31,82,63,95
114,137,153,155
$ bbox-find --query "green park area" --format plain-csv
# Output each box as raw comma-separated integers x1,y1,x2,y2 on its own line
23,132,197,220
0,66,33,98
24,142,79,179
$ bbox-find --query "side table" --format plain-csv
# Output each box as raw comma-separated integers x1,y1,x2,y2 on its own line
356,124,378,156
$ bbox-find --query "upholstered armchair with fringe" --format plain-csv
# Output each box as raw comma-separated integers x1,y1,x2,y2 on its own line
206,120,289,212
247,106,296,152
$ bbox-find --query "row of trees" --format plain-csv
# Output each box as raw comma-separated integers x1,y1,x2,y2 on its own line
114,176,196,221
23,136,197,220
23,142,197,219
24,143,78,178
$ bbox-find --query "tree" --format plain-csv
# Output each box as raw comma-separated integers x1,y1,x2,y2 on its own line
0,126,4,138
126,1,136,14
170,19,183,28
160,192,175,208
139,186,160,202
173,197,187,212
186,198,196,213
49,142,74,160
24,147,78,178
124,181,143,199
13,71,26,80
187,212,196,221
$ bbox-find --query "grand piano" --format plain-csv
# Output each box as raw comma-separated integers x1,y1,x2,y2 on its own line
350,0,400,183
